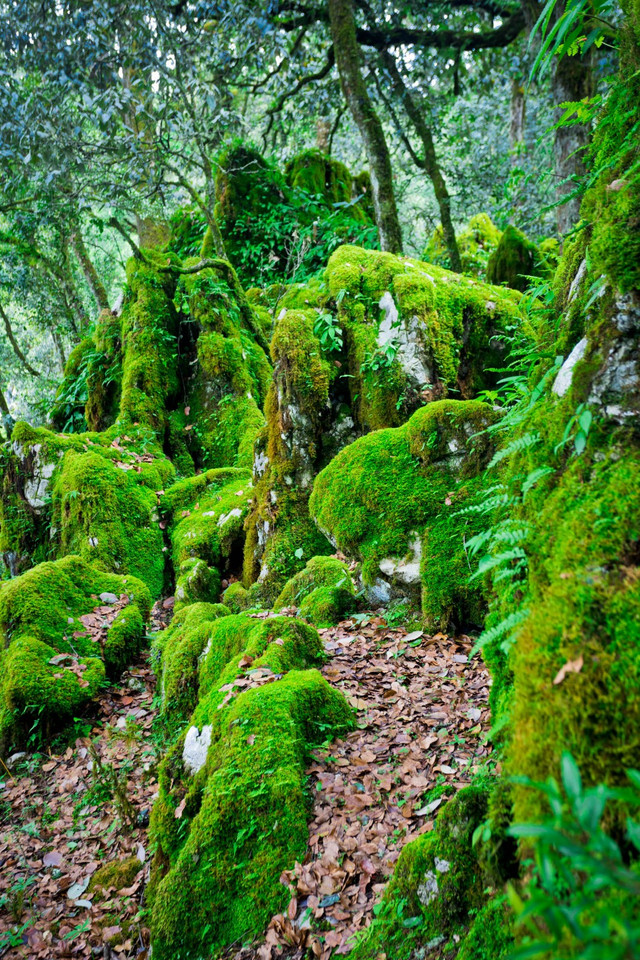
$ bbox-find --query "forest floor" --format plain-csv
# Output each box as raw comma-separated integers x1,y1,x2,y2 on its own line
0,608,493,960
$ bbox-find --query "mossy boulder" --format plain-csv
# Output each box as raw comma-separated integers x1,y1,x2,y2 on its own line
148,614,353,959
0,555,149,751
221,580,250,613
161,468,252,590
310,400,497,628
275,555,356,625
486,225,541,292
424,212,502,277
324,244,523,429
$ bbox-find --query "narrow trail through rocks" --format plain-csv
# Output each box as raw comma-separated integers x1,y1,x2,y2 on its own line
228,615,493,960
0,600,170,960
0,606,492,960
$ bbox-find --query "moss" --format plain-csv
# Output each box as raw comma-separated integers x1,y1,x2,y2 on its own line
350,782,492,960
243,310,335,599
104,603,144,678
275,555,354,610
176,266,270,472
174,558,222,612
486,225,541,292
156,604,233,725
0,555,149,750
310,400,496,627
119,254,180,433
221,581,250,613
51,448,166,597
149,614,353,959
284,149,358,212
162,468,251,582
424,212,502,277
89,857,143,896
298,584,355,626
507,449,640,824
324,245,523,428
456,896,514,960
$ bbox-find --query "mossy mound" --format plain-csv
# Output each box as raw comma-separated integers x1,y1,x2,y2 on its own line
0,555,149,751
486,225,541,292
310,400,497,628
148,613,353,959
221,580,250,612
275,555,356,625
284,149,367,221
275,555,354,609
424,212,503,277
2,421,174,595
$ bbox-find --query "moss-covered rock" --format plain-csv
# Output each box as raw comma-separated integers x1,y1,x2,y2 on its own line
310,400,497,627
172,264,270,472
0,555,149,751
486,225,541,292
243,310,336,600
274,555,356,625
161,468,252,591
325,245,523,428
221,580,250,613
148,614,353,959
424,212,503,278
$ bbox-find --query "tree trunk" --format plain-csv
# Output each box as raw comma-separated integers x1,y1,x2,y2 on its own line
0,301,40,377
510,77,526,160
71,227,110,311
316,118,331,154
380,52,461,272
0,381,14,437
328,0,403,254
551,8,593,235
51,328,67,371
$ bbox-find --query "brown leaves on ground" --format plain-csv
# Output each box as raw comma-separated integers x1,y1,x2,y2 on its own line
226,615,493,960
0,599,170,959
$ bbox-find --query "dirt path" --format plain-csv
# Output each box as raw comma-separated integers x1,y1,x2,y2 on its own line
230,615,493,960
0,600,171,960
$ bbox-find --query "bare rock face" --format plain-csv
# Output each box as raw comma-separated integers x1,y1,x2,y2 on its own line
182,724,212,775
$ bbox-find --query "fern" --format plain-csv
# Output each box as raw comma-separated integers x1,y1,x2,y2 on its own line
487,432,541,470
471,608,530,657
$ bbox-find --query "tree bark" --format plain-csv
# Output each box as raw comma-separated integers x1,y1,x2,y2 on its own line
380,52,461,272
0,301,41,377
328,0,403,254
551,6,593,235
51,328,67,371
0,381,14,437
71,227,110,311
510,77,526,160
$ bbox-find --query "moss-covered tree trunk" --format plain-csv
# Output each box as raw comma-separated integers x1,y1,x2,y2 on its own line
551,4,593,235
380,52,461,272
328,0,403,254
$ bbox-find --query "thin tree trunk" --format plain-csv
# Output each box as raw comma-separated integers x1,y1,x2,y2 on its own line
328,0,403,254
380,52,461,272
52,328,67,371
71,227,110,311
316,118,331,153
0,381,14,437
551,6,592,235
0,301,41,377
510,77,526,160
